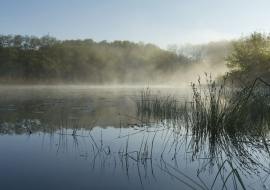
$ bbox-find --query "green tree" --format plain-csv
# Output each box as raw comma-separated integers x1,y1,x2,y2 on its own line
0,47,19,77
224,31,270,81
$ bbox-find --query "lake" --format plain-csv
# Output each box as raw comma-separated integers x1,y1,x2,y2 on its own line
0,85,269,190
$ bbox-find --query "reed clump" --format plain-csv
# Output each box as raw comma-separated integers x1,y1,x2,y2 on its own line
137,73,270,135
189,73,270,140
136,73,270,168
136,87,188,123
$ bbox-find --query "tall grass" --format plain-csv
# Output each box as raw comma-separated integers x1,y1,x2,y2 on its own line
136,73,270,136
136,73,270,176
136,87,188,125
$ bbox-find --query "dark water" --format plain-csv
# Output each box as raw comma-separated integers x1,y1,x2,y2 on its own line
0,86,269,190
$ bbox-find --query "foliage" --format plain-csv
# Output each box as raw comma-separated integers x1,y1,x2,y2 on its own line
0,34,232,84
172,40,233,68
224,31,270,82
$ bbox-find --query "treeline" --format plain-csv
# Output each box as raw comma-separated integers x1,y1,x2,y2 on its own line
0,34,233,85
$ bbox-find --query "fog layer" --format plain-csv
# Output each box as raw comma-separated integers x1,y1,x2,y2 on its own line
0,35,233,86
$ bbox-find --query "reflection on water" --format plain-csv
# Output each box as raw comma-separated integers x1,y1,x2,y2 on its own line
0,86,270,190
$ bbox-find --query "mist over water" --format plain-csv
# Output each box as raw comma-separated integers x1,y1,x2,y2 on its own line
0,35,233,86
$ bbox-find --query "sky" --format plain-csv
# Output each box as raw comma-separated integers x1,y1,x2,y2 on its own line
1,0,270,49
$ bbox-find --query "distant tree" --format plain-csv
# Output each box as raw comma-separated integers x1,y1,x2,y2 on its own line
0,34,13,47
0,33,234,84
224,31,270,81
28,36,41,50
178,43,207,62
0,47,19,77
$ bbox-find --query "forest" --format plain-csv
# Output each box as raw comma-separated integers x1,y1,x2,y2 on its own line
1,31,269,85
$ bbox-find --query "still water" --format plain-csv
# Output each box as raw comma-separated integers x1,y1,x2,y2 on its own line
0,85,269,190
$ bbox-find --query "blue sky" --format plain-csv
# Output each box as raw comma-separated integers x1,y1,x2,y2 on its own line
1,0,270,49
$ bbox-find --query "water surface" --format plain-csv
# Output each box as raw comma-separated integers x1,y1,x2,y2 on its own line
0,86,269,190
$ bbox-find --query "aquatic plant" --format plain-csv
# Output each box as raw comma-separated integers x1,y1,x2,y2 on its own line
135,73,270,177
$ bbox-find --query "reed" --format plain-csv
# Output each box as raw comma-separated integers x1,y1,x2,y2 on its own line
136,73,270,175
136,73,270,138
